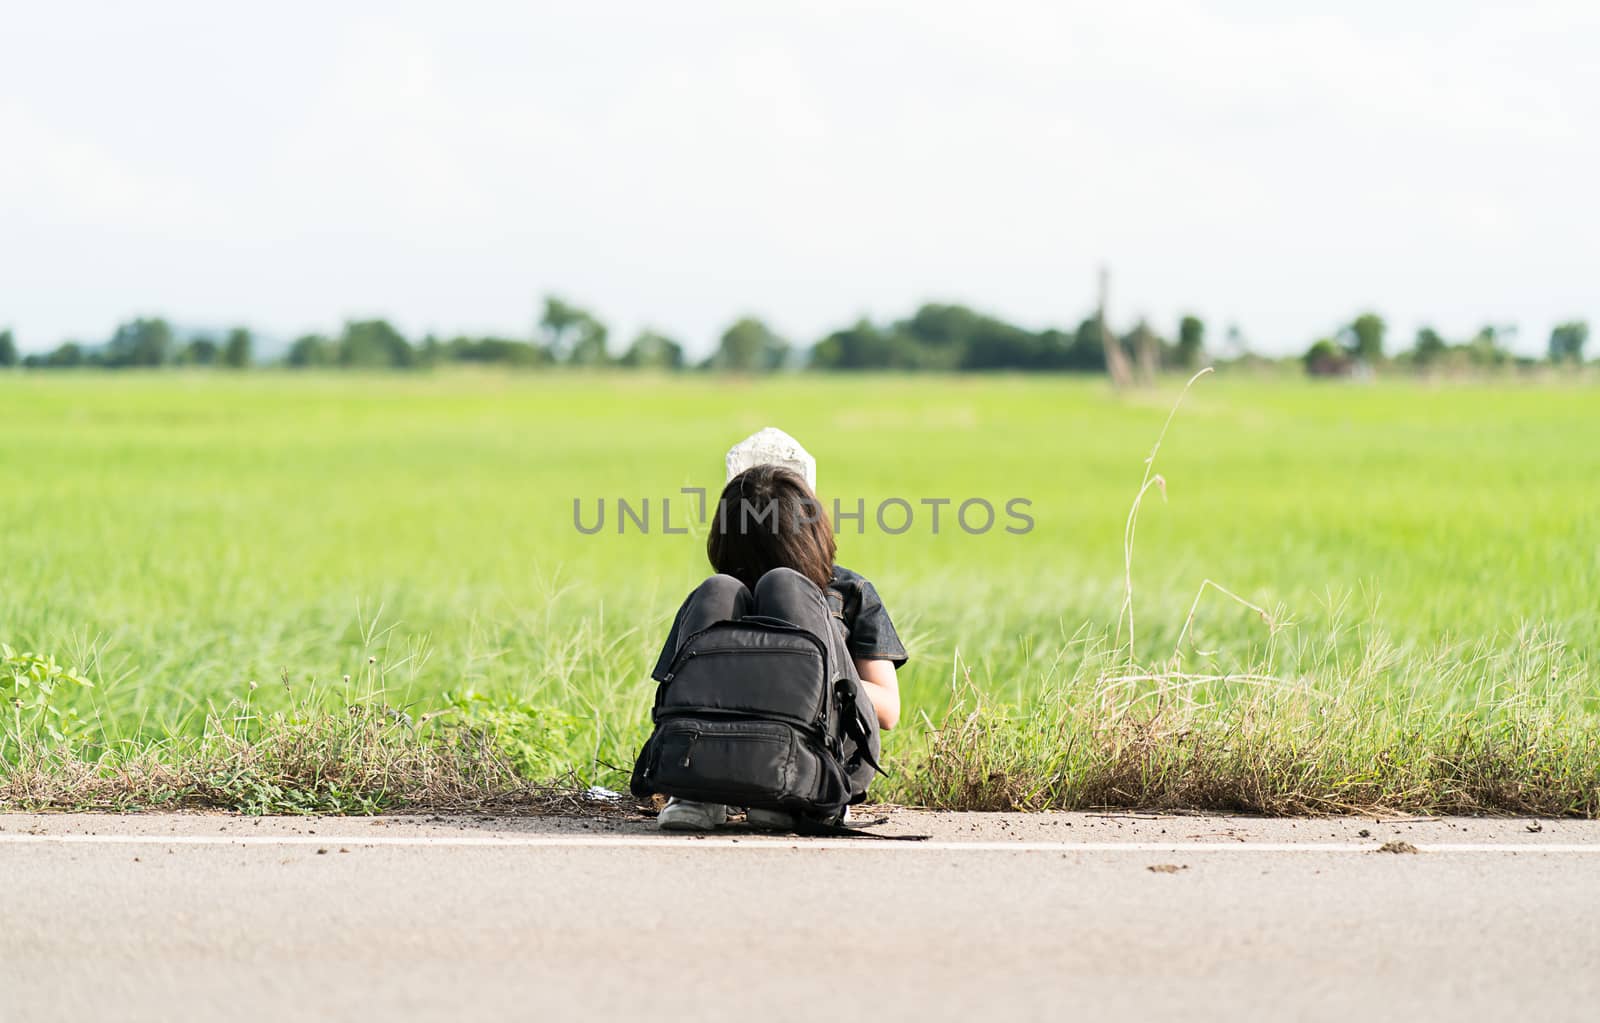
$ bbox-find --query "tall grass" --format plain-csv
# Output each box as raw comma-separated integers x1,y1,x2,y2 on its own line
897,621,1599,815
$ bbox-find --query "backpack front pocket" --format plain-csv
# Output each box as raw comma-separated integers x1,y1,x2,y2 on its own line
645,718,797,803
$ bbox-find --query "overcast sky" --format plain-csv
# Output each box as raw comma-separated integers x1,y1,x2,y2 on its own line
3,1,1596,357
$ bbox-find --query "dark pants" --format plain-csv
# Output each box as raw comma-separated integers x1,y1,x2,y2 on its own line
667,567,881,801
671,568,854,683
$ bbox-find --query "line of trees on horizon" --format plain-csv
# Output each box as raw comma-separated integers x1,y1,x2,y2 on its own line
0,296,1590,379
1303,314,1590,376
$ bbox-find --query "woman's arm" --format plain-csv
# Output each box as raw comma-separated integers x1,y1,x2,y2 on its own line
854,658,900,730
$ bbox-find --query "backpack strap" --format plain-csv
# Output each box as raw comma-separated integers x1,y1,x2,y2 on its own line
792,815,930,842
837,682,887,777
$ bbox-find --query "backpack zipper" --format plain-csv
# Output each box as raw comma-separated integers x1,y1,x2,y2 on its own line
668,645,812,684
673,725,791,770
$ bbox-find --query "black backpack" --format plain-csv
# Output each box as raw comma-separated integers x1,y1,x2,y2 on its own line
630,616,883,819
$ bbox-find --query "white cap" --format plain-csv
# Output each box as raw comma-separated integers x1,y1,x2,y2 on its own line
725,427,816,491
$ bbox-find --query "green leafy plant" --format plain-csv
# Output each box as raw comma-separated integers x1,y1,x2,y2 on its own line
444,689,587,779
2,643,94,756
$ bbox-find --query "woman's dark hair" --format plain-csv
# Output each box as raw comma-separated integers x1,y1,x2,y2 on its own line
706,465,835,590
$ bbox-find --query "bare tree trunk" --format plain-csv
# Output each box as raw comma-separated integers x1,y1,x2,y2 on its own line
1099,265,1133,388
1135,323,1159,384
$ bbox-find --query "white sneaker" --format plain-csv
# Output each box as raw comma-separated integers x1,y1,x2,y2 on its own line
657,798,727,832
746,808,797,831
747,806,851,831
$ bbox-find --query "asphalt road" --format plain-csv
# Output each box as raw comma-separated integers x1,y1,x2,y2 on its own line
3,811,1598,1022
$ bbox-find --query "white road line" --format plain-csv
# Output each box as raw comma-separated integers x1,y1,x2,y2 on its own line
1,833,1598,853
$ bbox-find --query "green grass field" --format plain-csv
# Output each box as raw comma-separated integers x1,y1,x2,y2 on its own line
4,371,1598,814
